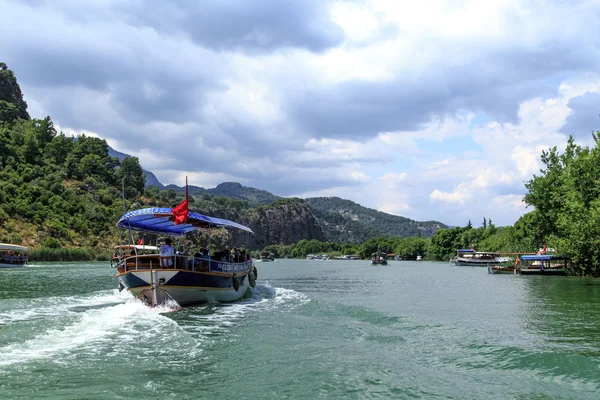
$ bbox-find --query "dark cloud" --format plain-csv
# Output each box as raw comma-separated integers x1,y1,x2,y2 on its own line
561,92,600,138
115,0,344,53
288,42,594,139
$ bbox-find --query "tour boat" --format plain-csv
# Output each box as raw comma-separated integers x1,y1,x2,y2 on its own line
451,249,503,267
115,207,257,307
0,243,29,268
518,254,569,276
370,251,388,265
256,251,275,262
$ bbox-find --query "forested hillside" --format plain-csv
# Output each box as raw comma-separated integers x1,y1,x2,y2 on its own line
306,197,446,243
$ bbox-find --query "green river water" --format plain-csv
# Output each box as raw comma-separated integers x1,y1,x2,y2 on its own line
0,260,599,399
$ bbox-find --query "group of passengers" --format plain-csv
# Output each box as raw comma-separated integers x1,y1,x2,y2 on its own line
0,250,28,264
1,250,25,258
196,247,251,263
118,237,251,270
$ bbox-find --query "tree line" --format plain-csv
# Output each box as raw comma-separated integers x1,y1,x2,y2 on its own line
259,133,600,277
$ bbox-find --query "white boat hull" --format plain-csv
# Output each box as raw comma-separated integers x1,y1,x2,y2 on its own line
0,262,26,268
117,263,255,306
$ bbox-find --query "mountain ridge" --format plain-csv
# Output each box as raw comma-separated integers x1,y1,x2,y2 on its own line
113,150,447,241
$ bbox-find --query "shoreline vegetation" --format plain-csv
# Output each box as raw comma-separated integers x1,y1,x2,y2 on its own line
29,247,112,262
2,63,600,276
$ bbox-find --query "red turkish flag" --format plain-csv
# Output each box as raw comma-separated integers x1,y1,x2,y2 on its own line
172,177,189,225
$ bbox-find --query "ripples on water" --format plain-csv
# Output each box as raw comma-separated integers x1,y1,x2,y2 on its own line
0,261,599,399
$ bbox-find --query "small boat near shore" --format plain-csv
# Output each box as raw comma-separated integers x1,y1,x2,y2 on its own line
115,207,257,307
518,254,570,276
371,251,387,265
333,255,360,260
451,249,503,267
488,265,519,274
256,251,275,262
0,243,29,268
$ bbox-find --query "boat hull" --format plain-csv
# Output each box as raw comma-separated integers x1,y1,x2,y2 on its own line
116,258,255,306
454,260,500,267
519,268,566,276
118,269,253,305
0,262,26,268
488,265,518,274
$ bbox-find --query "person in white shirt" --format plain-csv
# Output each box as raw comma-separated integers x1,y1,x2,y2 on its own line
160,238,175,267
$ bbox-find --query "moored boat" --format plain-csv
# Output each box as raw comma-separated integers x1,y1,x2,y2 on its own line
0,243,29,268
452,249,503,267
518,254,570,276
115,207,257,307
371,251,387,265
333,254,360,260
257,251,275,262
487,265,518,274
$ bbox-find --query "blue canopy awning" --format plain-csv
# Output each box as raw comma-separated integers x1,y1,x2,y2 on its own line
520,254,568,261
457,249,475,253
116,207,253,236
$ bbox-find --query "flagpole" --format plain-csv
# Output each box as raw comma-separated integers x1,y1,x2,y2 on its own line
181,176,188,238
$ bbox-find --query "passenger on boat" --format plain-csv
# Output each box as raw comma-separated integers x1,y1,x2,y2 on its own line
159,238,174,267
193,252,209,271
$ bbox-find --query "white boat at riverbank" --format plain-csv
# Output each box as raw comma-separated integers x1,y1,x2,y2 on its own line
0,243,29,268
451,249,503,267
519,254,570,276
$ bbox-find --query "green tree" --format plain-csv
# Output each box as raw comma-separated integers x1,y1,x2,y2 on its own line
117,156,146,197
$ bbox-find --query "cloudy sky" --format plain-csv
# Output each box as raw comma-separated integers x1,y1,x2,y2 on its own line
2,0,600,227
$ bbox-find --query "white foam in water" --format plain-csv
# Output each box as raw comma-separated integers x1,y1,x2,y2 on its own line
0,283,310,366
185,283,310,337
0,300,181,367
0,289,131,325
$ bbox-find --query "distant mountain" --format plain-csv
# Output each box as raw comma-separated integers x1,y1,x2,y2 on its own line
208,182,280,205
107,146,165,189
109,147,447,243
305,197,447,243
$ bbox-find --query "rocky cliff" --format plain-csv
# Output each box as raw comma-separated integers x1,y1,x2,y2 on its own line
0,63,30,120
242,198,325,249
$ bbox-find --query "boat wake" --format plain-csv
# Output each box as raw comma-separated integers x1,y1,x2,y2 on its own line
0,299,188,367
168,283,310,338
0,283,309,368
0,289,130,325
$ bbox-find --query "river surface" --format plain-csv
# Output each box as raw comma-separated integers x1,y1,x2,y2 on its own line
1,260,599,399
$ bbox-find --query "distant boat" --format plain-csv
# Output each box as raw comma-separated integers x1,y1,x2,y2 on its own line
371,251,387,265
0,243,29,268
416,255,422,261
518,254,569,276
333,255,360,260
115,207,257,307
256,251,275,262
